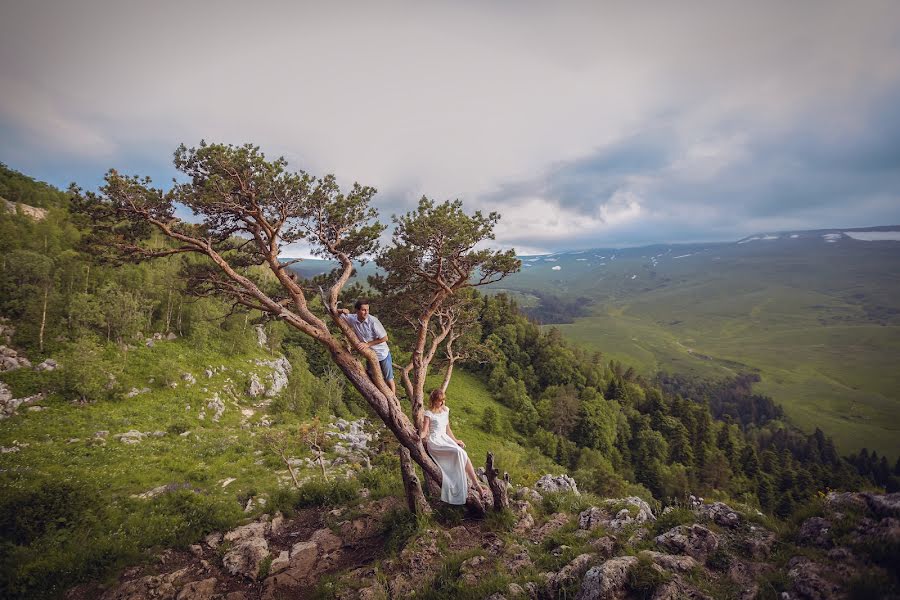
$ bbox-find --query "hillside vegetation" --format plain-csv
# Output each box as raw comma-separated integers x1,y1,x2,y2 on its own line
486,235,900,458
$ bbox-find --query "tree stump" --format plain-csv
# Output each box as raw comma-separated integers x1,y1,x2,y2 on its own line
485,452,510,511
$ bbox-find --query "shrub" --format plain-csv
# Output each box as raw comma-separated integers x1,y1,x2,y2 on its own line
628,554,671,600
653,506,695,536
296,478,359,508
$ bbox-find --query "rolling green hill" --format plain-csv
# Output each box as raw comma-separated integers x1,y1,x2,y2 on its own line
486,228,900,457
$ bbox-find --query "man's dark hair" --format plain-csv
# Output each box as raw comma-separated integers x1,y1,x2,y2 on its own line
354,298,371,311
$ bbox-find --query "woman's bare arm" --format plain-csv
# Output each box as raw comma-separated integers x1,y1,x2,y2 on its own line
420,416,431,442
446,422,464,447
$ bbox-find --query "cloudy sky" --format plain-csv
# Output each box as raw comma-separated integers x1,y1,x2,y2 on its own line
2,1,900,255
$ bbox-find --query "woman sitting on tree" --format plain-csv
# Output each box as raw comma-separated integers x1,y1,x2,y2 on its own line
420,389,487,504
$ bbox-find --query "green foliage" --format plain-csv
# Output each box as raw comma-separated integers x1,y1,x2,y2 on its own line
628,554,672,600
56,335,124,402
653,507,695,536
295,478,359,509
480,405,498,433
379,508,424,556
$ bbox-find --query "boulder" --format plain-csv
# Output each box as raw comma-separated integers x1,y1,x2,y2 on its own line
787,556,840,600
546,553,595,597
248,373,264,397
100,566,195,600
175,577,217,600
797,517,832,548
311,528,342,554
115,430,146,444
655,524,719,559
181,372,197,385
222,537,270,579
535,474,580,495
35,359,59,371
576,556,638,600
578,497,656,531
640,550,698,572
697,501,741,528
531,512,571,543
206,394,225,422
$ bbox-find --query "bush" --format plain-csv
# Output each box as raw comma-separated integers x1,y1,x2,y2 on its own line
0,480,91,545
628,554,671,600
296,478,359,508
653,506,695,536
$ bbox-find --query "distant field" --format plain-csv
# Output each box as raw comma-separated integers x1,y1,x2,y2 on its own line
492,231,900,458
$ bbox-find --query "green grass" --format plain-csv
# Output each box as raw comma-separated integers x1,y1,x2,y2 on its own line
0,338,559,598
492,239,900,457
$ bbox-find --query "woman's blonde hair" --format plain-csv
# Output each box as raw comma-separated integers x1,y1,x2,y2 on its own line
429,388,445,409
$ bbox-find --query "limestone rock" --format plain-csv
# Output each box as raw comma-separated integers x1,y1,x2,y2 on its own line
206,394,225,422
248,373,264,397
655,524,720,559
115,430,145,444
175,577,217,600
578,497,656,531
35,358,59,371
531,512,571,543
535,474,579,495
311,528,342,554
546,553,595,597
798,517,832,548
640,550,698,572
222,536,270,579
100,566,195,600
787,556,840,600
576,555,638,600
698,501,741,528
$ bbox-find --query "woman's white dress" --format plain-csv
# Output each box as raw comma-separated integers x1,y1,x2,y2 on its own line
424,407,469,505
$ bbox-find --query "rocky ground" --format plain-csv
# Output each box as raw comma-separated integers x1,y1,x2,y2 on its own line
63,472,900,599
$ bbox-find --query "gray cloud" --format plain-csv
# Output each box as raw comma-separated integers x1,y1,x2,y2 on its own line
1,0,899,254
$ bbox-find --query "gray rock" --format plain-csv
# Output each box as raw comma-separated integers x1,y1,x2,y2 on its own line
35,358,59,371
787,556,840,600
248,373,264,397
115,430,146,444
182,372,197,385
535,474,579,495
207,394,225,422
798,517,832,548
640,550,698,572
698,501,741,528
546,553,594,597
223,537,269,580
576,555,638,600
175,577,217,600
578,497,656,531
655,524,720,559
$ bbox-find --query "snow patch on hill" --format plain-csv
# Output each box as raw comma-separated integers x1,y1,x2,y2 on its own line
844,231,900,241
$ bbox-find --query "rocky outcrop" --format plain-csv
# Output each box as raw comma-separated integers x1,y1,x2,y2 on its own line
222,522,271,580
655,524,720,559
545,553,595,597
3,199,48,220
578,496,656,531
535,473,579,495
576,555,638,600
0,384,44,419
0,345,31,372
787,556,840,600
697,501,741,528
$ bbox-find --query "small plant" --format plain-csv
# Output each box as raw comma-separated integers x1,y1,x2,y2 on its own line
628,554,671,600
295,478,359,508
484,507,516,532
653,506,695,536
257,554,274,580
706,547,732,571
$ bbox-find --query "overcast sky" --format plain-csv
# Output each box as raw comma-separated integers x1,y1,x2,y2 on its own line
2,0,899,255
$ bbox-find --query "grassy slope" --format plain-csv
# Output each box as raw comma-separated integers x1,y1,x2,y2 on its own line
0,339,555,534
493,236,900,457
